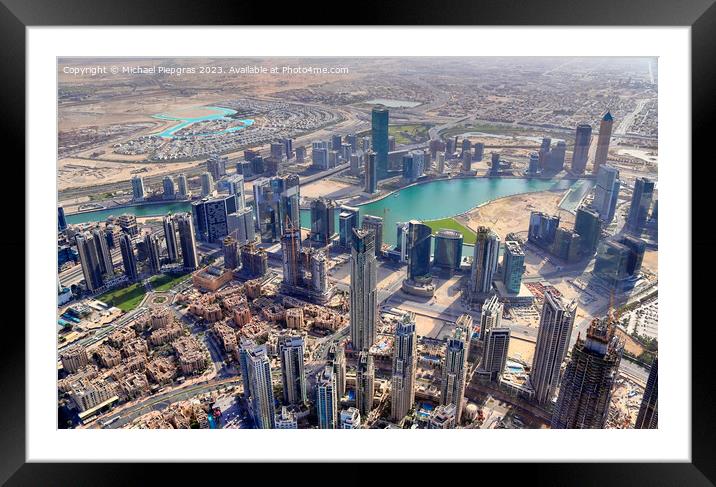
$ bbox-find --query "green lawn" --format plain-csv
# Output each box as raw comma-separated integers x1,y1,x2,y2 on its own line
424,218,477,245
389,123,432,145
98,283,146,312
149,272,190,292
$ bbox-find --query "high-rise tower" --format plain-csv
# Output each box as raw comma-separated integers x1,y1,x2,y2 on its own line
371,107,389,179
593,112,614,175
530,289,577,405
635,356,658,429
469,227,500,300
163,214,179,263
349,228,378,352
391,313,417,422
175,212,198,270
441,314,473,423
279,335,307,406
356,351,375,418
551,316,623,429
570,123,592,175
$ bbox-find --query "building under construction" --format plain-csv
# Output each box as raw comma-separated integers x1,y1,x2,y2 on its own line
280,222,332,304
550,316,624,429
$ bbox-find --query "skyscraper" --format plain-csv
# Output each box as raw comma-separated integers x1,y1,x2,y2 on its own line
469,227,500,299
356,351,375,418
162,175,175,200
327,343,347,400
131,175,145,201
361,215,383,256
371,107,389,179
626,177,655,233
200,172,214,197
593,111,614,175
349,228,378,352
391,313,417,422
502,240,525,294
176,212,198,270
338,206,359,248
530,290,577,404
551,316,623,429
75,232,103,292
316,366,338,429
433,230,463,273
480,327,510,381
144,232,161,275
119,232,138,281
253,174,300,243
223,235,239,270
364,150,378,194
441,314,473,423
635,356,658,429
177,173,188,197
279,335,307,405
244,344,276,429
58,206,67,231
91,227,113,276
593,165,620,223
406,220,432,281
570,123,592,175
281,224,302,288
480,294,503,341
192,194,238,243
574,207,602,256
163,214,179,263
310,198,336,244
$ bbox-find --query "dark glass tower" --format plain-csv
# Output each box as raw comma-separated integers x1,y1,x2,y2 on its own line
626,177,655,233
570,123,592,174
371,107,389,179
407,220,432,280
119,233,138,281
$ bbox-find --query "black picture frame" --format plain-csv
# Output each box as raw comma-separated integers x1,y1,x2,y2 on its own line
3,0,712,483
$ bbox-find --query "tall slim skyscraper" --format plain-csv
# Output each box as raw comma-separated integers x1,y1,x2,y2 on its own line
91,227,113,276
316,365,338,429
162,175,175,199
441,314,473,423
391,313,417,422
574,207,602,256
58,206,67,231
223,235,239,270
131,175,145,201
481,327,510,381
502,240,525,294
364,150,378,194
593,165,620,223
338,206,359,248
469,227,500,299
176,212,198,270
245,344,276,429
371,107,389,179
119,233,138,281
356,351,375,418
551,316,623,429
626,177,655,233
163,214,179,263
480,294,503,341
406,220,432,281
635,356,658,429
570,123,592,175
531,290,577,404
593,111,614,175
200,172,214,197
327,343,347,400
310,198,336,244
75,232,103,292
144,233,161,274
279,335,307,405
177,173,188,197
350,229,378,351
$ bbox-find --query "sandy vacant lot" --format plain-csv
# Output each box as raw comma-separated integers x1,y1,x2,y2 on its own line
300,179,356,200
508,337,536,365
456,189,572,240
58,158,200,192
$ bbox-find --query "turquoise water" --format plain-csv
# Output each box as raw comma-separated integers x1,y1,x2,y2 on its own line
67,178,578,247
153,106,254,139
299,177,577,246
65,201,192,225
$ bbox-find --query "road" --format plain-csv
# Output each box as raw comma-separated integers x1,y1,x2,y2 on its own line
98,376,243,429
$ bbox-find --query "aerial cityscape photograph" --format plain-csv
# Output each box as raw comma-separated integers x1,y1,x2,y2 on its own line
56,56,658,431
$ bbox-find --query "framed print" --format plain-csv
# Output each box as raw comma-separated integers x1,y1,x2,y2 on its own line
4,0,714,483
